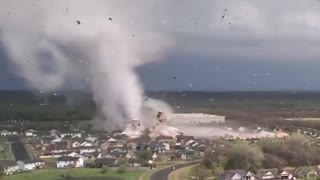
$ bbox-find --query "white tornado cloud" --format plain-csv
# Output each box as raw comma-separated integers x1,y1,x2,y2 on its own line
0,0,173,130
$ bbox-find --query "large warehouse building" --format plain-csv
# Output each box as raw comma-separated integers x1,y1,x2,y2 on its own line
168,113,225,125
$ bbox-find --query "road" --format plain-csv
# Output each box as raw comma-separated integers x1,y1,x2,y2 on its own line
150,161,200,180
7,136,30,161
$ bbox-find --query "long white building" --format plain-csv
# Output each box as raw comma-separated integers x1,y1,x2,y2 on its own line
168,113,225,125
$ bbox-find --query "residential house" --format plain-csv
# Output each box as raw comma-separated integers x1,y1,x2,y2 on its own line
111,130,123,137
17,160,37,171
34,159,45,169
219,169,247,180
49,129,60,137
149,142,166,153
72,141,81,148
25,129,37,137
279,169,294,180
125,152,136,159
60,131,82,139
82,152,100,161
162,142,170,151
50,142,67,153
152,152,157,160
94,158,117,168
80,141,93,147
97,153,117,159
108,146,131,154
245,171,256,180
100,141,111,151
0,160,19,175
107,138,117,143
86,136,98,143
294,166,318,179
257,169,278,180
0,130,12,136
78,146,100,154
68,152,86,160
50,137,63,144
56,156,84,168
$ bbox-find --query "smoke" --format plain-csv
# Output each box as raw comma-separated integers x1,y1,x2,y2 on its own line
142,98,173,128
0,1,172,130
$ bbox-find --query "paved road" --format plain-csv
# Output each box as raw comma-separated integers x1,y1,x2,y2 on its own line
7,136,30,161
150,161,200,180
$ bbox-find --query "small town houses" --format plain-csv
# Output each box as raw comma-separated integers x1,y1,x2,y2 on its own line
218,167,320,180
0,127,209,176
57,156,84,168
0,160,20,175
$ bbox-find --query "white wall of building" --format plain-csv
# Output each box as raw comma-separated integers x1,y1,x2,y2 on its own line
169,113,225,125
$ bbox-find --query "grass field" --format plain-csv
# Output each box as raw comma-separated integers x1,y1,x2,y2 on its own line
0,137,14,160
168,164,198,180
2,168,145,180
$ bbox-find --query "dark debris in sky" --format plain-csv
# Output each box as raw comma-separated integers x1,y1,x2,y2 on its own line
109,17,112,21
76,20,81,25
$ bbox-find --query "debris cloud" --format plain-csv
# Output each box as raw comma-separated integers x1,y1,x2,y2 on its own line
0,1,173,131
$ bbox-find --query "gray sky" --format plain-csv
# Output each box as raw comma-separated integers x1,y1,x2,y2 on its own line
1,0,320,91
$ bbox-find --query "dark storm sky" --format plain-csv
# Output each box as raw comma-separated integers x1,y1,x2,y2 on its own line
2,52,320,91
2,0,320,91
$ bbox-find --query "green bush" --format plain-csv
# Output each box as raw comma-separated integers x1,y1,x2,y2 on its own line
101,165,109,174
117,164,127,174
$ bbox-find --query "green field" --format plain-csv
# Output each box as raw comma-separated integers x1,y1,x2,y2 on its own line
2,169,144,180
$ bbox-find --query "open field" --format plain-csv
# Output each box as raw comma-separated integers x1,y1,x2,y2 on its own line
2,169,144,180
3,91,320,129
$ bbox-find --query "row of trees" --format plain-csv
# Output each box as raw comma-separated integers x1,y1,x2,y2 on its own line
199,135,320,178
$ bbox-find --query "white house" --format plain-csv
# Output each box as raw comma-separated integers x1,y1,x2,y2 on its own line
50,138,62,144
107,138,117,143
0,130,11,136
86,136,98,143
60,132,82,139
72,141,81,148
0,160,19,175
25,129,37,137
152,152,158,160
56,156,84,168
79,141,93,147
162,143,170,151
17,160,36,171
49,129,60,137
79,147,99,154
68,152,86,160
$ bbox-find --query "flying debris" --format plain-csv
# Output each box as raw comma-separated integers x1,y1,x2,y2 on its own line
76,20,81,25
108,17,112,21
222,8,228,19
66,8,69,11
132,34,135,37
173,76,177,80
194,22,198,25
